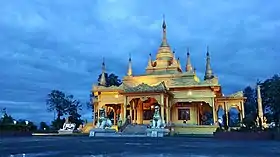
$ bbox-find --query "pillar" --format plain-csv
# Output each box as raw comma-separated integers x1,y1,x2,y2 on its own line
113,110,116,125
224,102,229,126
212,98,217,124
130,101,133,123
160,94,164,122
165,96,169,123
133,103,137,124
123,96,127,122
241,101,245,119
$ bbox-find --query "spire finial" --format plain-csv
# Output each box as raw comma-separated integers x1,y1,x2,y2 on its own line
206,46,209,56
204,47,214,80
127,54,132,76
99,58,107,86
160,15,169,47
186,47,193,72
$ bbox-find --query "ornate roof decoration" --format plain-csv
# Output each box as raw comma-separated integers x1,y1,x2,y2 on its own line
93,83,124,91
228,91,243,98
123,82,167,93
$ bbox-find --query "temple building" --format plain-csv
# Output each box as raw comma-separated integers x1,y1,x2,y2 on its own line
91,18,245,135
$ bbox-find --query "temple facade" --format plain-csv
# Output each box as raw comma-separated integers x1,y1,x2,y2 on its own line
91,18,245,135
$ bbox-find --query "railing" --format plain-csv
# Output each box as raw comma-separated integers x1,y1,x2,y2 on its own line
119,119,130,132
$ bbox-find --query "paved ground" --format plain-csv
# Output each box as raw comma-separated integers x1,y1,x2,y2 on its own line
0,136,280,157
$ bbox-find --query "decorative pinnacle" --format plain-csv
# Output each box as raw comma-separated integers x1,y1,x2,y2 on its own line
129,53,131,61
206,46,210,56
187,47,190,56
162,14,166,29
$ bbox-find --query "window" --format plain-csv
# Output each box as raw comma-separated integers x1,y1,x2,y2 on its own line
178,109,190,120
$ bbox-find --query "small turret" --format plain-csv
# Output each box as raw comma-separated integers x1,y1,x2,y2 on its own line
127,53,132,76
99,58,107,86
204,46,214,80
185,47,193,72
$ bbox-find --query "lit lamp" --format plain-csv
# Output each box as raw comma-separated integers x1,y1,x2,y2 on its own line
151,105,155,109
187,91,192,96
13,120,17,125
114,94,119,98
25,120,29,125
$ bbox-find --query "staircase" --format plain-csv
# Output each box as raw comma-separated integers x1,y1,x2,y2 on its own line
121,124,148,135
82,123,94,133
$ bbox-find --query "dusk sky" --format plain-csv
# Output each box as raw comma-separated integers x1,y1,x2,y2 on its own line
0,0,279,123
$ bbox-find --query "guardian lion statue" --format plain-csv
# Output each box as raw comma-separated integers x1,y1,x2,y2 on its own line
151,105,165,129
96,107,112,129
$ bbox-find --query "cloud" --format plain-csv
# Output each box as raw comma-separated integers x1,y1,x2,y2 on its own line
0,0,280,123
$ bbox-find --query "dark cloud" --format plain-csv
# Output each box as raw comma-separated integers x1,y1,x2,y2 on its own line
0,0,280,123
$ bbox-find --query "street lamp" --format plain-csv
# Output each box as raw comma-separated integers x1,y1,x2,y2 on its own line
25,120,29,125
13,120,17,125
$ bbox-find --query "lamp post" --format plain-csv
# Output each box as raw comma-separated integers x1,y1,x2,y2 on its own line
13,120,17,125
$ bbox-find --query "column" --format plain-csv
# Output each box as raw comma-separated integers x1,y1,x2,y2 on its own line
123,96,127,122
160,94,164,122
212,98,217,124
113,110,116,125
239,101,244,123
241,101,245,119
130,101,133,123
165,96,169,123
224,102,229,126
133,103,137,124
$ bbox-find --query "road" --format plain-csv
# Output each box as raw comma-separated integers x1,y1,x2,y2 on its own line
0,136,280,157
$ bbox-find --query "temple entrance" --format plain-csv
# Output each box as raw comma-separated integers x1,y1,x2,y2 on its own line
127,97,160,125
104,104,121,125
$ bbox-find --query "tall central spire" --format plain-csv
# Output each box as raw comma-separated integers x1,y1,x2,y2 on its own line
99,58,107,86
160,14,169,47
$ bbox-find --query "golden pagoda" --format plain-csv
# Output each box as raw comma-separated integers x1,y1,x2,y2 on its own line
91,17,246,135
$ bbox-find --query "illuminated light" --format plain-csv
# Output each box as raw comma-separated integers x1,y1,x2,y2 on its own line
13,120,17,125
187,91,192,96
25,120,29,125
114,94,119,98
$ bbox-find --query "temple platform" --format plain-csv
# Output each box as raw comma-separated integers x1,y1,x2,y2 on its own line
172,124,218,135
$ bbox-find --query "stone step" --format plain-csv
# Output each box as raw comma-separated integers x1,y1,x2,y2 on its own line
122,124,148,135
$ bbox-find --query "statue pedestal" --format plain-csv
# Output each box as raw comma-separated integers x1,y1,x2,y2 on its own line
146,128,170,137
89,128,116,137
58,130,74,135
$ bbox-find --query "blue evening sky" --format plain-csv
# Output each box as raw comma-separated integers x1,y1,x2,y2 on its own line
0,0,279,123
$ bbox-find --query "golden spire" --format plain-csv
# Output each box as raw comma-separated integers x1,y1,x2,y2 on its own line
127,53,132,76
186,47,193,72
177,57,182,70
147,53,152,67
99,58,107,86
172,50,177,65
160,14,169,47
204,46,214,80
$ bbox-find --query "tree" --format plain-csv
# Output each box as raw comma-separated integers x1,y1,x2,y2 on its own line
97,73,122,87
39,122,50,130
46,90,69,120
243,86,257,116
46,90,83,130
260,74,280,126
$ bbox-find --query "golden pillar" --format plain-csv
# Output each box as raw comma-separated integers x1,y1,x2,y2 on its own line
123,96,127,122
160,94,164,122
212,98,217,124
241,101,245,119
130,101,133,123
113,110,116,125
165,96,169,123
133,102,137,124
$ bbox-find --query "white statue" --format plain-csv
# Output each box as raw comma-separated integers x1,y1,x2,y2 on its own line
59,117,76,131
151,106,165,129
96,107,112,129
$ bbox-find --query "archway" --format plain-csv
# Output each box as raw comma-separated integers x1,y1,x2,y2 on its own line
228,106,241,127
217,105,225,125
104,104,121,125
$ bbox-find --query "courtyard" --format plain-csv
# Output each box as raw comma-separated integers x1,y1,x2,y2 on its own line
0,136,280,157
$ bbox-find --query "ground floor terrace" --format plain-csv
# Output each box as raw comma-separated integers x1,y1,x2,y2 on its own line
94,92,245,134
